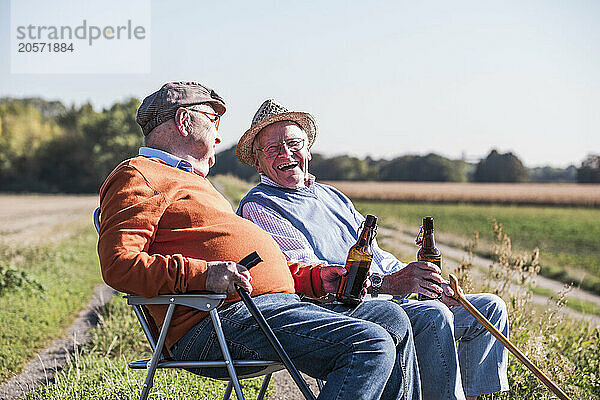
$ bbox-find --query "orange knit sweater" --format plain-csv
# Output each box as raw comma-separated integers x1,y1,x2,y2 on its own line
98,156,326,347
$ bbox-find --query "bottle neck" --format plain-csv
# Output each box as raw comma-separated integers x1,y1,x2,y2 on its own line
357,226,374,246
422,229,436,248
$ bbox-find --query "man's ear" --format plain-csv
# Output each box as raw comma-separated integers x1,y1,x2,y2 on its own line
174,108,191,137
307,147,312,161
252,154,263,174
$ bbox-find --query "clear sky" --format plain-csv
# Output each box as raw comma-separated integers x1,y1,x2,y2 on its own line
1,0,599,168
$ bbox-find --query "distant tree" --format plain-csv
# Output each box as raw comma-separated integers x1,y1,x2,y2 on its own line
528,165,577,183
473,150,527,182
85,98,142,183
311,154,370,180
36,98,142,192
577,154,600,183
378,153,467,182
210,144,258,182
0,98,65,190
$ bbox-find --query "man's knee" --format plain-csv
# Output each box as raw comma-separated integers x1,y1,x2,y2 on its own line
352,299,412,342
347,320,398,367
423,300,455,332
475,293,508,323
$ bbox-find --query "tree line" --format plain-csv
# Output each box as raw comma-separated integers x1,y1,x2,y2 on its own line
0,97,597,193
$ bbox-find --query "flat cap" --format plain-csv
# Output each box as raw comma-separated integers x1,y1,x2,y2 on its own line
136,81,226,136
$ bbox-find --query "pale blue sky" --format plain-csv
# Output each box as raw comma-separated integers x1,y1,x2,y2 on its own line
1,0,599,168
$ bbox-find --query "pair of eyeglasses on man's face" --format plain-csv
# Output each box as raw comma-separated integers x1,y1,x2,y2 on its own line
186,108,221,130
256,138,305,158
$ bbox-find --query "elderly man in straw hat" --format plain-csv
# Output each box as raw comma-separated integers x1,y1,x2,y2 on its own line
236,99,510,400
97,82,421,400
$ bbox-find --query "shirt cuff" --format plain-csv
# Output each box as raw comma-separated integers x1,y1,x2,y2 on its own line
186,258,208,291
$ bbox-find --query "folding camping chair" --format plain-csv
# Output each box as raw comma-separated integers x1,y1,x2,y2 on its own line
93,207,318,400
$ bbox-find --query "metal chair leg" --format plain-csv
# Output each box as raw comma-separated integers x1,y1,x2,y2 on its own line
257,373,272,400
210,309,246,400
222,381,233,400
139,303,176,400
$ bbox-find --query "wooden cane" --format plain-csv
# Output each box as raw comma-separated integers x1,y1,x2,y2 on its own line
448,274,572,400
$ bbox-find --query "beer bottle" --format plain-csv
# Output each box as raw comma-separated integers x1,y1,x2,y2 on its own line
416,216,442,301
336,214,377,305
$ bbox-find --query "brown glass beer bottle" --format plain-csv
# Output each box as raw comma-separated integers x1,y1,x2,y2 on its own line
416,216,442,300
336,214,377,305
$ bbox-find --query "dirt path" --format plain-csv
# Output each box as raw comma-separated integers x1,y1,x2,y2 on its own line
0,284,116,400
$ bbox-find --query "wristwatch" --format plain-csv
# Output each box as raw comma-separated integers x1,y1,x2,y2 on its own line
370,273,383,298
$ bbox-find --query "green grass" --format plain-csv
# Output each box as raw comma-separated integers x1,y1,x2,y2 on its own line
0,227,103,384
530,285,600,317
354,201,600,294
211,174,253,207
26,295,270,400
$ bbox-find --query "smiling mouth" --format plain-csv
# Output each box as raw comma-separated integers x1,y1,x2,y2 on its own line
276,161,299,171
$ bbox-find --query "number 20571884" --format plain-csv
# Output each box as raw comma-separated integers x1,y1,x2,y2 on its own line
17,42,74,52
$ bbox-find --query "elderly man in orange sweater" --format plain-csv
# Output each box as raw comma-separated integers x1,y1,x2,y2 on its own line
97,82,421,400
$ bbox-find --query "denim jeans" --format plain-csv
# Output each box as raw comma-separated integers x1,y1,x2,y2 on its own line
171,293,421,400
401,293,509,400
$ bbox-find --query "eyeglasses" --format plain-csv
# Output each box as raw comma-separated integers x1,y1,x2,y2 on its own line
187,108,221,130
256,138,305,158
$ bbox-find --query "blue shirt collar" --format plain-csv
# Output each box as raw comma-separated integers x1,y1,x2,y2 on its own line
139,147,195,174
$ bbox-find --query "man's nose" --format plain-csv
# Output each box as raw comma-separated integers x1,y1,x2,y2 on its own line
280,142,294,156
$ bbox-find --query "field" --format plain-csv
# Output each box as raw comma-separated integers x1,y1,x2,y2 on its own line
324,181,600,207
0,194,99,247
2,187,600,399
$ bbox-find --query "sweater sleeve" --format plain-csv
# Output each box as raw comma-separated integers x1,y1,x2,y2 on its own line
97,164,208,298
287,262,327,298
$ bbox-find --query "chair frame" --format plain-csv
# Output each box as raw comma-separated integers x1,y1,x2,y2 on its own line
127,293,284,400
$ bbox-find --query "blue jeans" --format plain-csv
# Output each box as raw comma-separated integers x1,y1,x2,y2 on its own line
401,294,509,400
171,293,421,400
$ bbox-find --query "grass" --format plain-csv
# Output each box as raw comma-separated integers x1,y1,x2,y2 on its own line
354,201,600,294
0,227,102,384
26,297,269,400
531,285,600,316
210,174,253,206
455,228,600,399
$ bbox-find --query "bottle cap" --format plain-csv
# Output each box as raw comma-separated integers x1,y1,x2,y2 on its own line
365,214,377,226
423,216,434,230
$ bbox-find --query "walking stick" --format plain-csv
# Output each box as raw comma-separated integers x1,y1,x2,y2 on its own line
448,274,572,400
237,252,317,400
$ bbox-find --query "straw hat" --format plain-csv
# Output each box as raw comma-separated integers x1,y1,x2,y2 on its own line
236,99,318,165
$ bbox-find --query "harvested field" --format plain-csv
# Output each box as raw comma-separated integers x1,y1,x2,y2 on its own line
0,194,99,247
323,181,600,207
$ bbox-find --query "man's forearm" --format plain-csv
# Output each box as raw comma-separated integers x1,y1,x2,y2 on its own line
288,262,326,298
